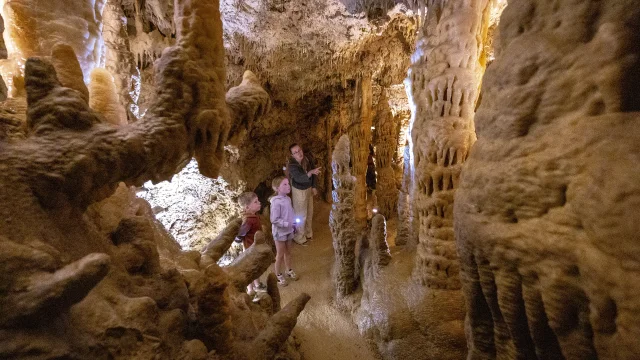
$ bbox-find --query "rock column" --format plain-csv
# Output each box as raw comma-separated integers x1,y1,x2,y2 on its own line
349,75,373,231
330,135,358,298
407,0,492,288
374,90,399,219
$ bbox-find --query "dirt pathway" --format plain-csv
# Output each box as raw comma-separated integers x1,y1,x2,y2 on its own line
275,200,379,360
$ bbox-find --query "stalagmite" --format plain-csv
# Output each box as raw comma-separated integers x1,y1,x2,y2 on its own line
225,231,275,292
395,144,414,246
89,68,128,126
349,75,373,230
0,247,110,328
330,134,358,299
201,218,242,266
455,0,640,358
369,214,391,268
243,293,311,360
50,43,89,103
373,90,399,219
407,0,492,289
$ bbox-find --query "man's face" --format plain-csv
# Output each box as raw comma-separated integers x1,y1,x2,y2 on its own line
291,145,304,162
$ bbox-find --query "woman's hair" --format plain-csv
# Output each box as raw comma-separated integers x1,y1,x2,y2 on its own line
272,176,287,190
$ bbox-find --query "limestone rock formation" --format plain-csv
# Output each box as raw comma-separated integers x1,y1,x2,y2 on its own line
407,0,491,289
0,0,308,358
330,134,358,300
455,0,640,358
373,89,399,219
349,75,374,230
369,213,391,269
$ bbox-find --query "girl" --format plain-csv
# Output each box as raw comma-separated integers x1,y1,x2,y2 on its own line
270,176,299,286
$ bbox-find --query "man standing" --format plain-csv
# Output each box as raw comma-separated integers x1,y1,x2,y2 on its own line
288,143,321,245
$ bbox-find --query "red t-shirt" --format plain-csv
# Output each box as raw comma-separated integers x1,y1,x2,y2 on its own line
237,215,261,249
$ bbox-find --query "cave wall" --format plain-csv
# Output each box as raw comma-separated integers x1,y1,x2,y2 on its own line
455,0,640,358
0,0,311,359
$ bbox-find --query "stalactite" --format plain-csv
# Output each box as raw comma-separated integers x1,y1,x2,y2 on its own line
373,89,398,219
330,135,358,299
349,75,373,231
407,0,492,289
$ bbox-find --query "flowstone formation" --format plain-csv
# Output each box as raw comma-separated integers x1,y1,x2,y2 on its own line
455,0,640,358
0,0,308,358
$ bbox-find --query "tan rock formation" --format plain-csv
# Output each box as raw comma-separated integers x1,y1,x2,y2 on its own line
0,0,306,358
395,143,414,246
103,0,138,120
50,43,90,103
89,68,128,126
374,89,399,219
407,0,492,289
0,0,105,82
349,75,373,230
369,213,391,268
455,0,640,358
330,134,358,299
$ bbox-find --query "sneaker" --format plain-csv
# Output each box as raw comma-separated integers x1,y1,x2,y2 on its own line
277,273,288,286
286,269,298,281
247,289,256,296
255,282,267,291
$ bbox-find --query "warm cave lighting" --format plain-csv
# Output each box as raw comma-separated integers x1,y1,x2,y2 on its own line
295,218,301,224
371,126,375,130
372,208,378,214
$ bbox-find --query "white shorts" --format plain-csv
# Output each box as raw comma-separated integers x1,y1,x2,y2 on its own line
274,232,294,242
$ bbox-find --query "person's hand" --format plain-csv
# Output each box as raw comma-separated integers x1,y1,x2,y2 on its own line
312,188,318,196
307,167,321,177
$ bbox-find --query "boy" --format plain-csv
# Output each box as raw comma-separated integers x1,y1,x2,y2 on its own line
236,192,266,295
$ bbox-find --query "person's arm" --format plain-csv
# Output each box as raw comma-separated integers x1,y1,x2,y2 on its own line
288,162,312,187
310,158,318,189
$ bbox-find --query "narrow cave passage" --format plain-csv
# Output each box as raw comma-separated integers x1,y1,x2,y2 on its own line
275,201,379,360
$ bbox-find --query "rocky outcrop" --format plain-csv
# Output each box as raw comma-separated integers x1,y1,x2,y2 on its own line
0,0,306,359
455,0,640,358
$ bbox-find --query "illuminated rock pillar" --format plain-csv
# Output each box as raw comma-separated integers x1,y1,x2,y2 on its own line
0,0,105,87
407,0,492,288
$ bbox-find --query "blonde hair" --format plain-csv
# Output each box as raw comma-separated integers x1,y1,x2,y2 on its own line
271,176,287,191
237,192,258,209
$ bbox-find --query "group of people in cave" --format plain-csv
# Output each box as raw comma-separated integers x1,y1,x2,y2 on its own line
234,143,321,298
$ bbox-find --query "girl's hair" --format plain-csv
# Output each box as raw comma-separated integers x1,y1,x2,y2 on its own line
272,176,287,191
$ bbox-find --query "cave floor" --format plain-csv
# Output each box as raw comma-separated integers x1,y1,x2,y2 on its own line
274,199,380,360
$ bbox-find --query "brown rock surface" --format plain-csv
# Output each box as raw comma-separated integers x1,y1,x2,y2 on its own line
455,0,640,359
